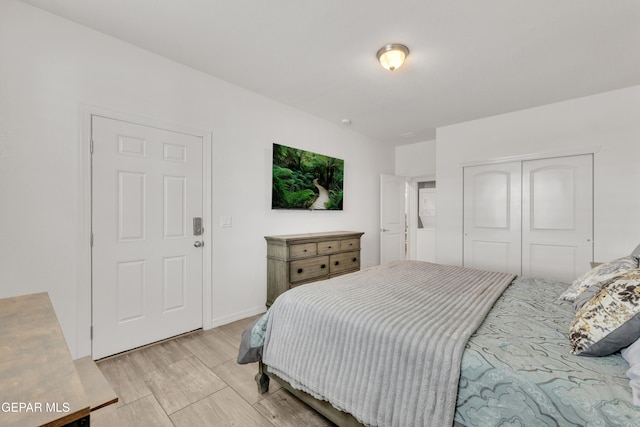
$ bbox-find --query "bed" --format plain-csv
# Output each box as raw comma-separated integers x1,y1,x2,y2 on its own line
238,259,640,427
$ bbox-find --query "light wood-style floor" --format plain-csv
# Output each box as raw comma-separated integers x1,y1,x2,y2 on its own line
92,315,335,427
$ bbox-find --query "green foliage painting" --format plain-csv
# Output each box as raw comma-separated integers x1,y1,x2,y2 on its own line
272,143,344,210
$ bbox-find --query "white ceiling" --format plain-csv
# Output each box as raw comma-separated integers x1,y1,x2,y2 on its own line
19,0,640,145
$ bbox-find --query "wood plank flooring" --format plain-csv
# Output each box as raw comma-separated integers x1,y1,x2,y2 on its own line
92,315,335,427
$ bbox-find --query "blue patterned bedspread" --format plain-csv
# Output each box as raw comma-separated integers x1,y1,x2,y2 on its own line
455,276,640,427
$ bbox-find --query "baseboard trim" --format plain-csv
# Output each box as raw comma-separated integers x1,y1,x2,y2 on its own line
210,306,267,329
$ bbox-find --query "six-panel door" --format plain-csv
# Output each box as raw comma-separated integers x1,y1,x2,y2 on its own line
92,116,204,359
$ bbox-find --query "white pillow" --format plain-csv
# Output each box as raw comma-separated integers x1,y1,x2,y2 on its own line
621,337,640,407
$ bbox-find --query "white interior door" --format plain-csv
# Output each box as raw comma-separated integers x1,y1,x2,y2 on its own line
522,155,593,282
92,116,204,359
380,174,407,264
463,162,522,275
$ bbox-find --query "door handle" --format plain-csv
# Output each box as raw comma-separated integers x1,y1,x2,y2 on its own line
381,228,390,232
194,241,204,248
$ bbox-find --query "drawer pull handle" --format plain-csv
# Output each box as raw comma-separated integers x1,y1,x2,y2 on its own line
352,258,357,262
303,249,307,252
327,246,332,249
321,264,326,269
334,261,339,266
297,268,303,274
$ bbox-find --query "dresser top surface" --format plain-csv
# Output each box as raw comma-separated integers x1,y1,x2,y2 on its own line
265,231,364,243
0,292,91,426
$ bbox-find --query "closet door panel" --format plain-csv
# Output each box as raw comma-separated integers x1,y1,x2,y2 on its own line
522,155,593,283
463,162,522,275
473,172,510,228
470,241,511,273
529,244,577,282
531,167,576,230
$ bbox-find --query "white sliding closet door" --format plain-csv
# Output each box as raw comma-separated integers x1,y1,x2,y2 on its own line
463,162,522,275
522,155,593,283
463,154,593,282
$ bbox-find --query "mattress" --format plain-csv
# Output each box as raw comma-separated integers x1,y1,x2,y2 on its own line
262,260,515,427
455,276,640,426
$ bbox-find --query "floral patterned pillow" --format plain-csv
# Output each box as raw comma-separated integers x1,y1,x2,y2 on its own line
569,269,640,356
559,255,638,302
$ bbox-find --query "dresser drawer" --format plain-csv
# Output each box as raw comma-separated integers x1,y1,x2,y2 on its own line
317,240,340,254
340,238,360,251
290,256,329,283
290,243,317,259
330,251,360,274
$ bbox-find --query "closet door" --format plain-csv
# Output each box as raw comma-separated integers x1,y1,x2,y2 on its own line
522,155,593,282
463,162,522,275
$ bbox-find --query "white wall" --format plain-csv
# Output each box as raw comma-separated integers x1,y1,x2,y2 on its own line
436,85,640,267
0,1,394,358
395,140,436,177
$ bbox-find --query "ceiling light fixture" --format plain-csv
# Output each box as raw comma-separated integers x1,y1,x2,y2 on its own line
376,43,409,71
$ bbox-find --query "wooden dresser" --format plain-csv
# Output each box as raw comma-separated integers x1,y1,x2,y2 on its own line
265,231,364,307
0,292,117,427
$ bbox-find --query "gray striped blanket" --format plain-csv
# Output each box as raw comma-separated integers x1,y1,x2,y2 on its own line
263,260,515,427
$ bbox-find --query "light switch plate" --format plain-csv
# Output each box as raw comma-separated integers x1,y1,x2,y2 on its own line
220,216,232,228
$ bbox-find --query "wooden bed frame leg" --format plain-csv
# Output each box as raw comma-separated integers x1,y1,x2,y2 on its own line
256,360,270,394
